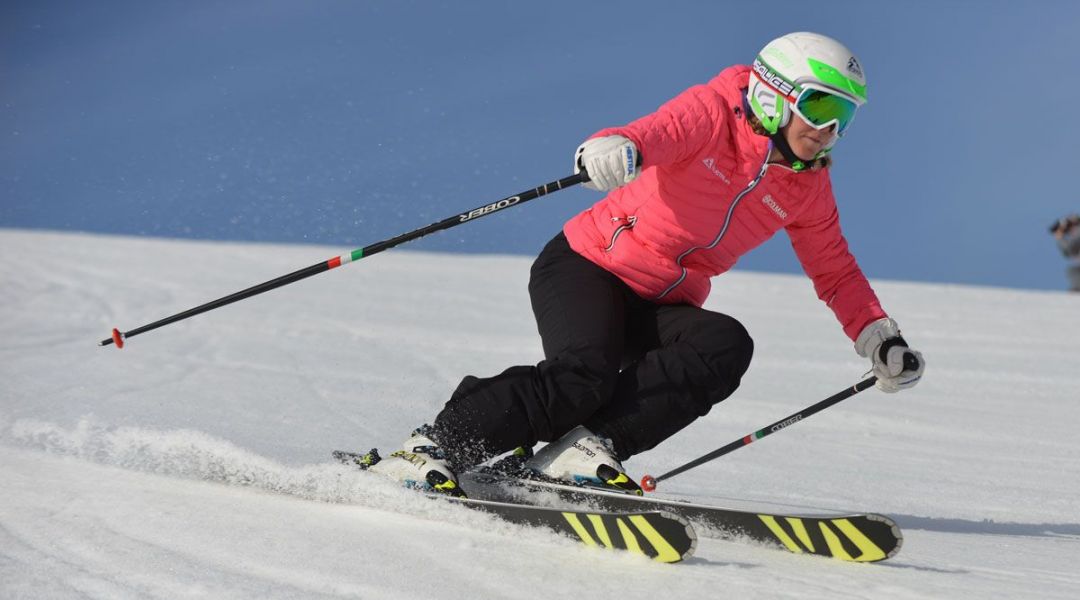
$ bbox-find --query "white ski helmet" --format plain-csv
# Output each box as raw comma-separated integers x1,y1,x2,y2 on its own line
747,32,867,152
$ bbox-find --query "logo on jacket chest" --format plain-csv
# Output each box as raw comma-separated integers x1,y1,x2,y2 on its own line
701,158,731,185
761,194,789,220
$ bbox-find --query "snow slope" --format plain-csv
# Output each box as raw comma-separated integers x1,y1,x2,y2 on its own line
2,229,1079,599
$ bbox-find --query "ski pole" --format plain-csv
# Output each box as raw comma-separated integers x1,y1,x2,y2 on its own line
640,374,890,492
99,172,587,348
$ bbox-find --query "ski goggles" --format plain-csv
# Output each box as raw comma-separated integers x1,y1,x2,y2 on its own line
790,85,859,136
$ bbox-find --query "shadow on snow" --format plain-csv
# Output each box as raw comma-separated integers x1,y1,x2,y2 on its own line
894,514,1080,538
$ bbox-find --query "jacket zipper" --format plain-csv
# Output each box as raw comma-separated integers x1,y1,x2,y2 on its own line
604,215,637,253
655,148,773,300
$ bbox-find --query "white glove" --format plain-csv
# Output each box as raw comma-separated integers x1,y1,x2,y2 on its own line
854,318,925,393
574,135,640,191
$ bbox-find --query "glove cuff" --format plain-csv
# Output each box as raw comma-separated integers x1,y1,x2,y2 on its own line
854,317,901,358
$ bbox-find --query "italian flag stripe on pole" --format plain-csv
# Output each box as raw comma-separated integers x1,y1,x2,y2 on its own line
743,431,764,445
328,249,364,270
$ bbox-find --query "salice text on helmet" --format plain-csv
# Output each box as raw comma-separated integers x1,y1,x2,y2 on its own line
752,58,795,97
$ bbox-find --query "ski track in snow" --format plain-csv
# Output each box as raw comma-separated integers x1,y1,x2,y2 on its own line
2,229,1080,599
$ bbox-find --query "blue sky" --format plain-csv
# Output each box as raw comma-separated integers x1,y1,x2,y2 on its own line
3,0,1078,290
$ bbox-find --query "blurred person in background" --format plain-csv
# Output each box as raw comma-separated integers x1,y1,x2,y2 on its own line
1049,214,1080,292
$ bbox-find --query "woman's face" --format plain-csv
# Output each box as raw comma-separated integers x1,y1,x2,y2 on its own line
784,113,837,161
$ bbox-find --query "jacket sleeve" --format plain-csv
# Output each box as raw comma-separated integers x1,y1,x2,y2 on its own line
590,84,726,168
785,178,888,341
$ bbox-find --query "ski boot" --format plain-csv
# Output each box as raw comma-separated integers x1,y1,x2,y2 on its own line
342,425,465,497
524,426,642,495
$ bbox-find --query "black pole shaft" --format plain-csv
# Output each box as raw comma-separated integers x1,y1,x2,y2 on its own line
100,172,587,347
651,377,877,484
101,261,333,346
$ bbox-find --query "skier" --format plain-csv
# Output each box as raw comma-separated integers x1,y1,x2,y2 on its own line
366,32,926,496
1049,214,1080,291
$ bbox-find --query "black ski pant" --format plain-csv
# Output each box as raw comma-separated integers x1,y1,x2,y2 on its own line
432,232,754,469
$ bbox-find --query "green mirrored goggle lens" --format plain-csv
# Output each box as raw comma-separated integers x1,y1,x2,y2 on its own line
795,89,858,134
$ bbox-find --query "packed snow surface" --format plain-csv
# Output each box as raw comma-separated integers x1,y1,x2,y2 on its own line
2,229,1078,599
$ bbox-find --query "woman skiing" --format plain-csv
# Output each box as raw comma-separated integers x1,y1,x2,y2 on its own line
366,32,926,496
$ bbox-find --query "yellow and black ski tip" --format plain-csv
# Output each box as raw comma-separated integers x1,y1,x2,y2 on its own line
444,497,697,563
754,513,902,562
559,508,697,563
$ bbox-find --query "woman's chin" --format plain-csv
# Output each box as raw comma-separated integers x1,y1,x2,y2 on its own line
792,145,823,162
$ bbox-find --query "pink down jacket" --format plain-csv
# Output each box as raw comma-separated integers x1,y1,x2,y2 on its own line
563,64,887,342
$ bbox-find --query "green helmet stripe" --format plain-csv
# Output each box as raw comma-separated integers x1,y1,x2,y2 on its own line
807,58,867,102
